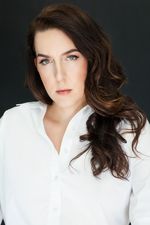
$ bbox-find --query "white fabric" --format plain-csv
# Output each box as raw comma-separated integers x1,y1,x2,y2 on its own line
0,101,150,225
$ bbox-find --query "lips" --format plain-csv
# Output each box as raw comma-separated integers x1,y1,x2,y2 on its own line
56,89,72,95
56,89,72,92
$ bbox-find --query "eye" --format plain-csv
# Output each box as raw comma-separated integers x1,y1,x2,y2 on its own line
39,59,50,65
67,55,79,61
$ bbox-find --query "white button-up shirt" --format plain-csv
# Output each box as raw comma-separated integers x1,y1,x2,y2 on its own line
0,101,150,225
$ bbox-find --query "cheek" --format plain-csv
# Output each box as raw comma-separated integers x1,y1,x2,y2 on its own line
72,69,87,92
37,69,54,90
82,63,88,80
77,60,88,83
37,66,50,82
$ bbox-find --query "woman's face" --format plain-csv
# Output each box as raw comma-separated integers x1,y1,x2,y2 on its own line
34,28,88,109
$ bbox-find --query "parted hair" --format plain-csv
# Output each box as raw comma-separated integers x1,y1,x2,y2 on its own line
26,3,146,179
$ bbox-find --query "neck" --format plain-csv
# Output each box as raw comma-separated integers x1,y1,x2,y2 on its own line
45,101,87,124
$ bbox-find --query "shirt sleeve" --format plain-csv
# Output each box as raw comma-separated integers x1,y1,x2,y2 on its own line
128,120,150,225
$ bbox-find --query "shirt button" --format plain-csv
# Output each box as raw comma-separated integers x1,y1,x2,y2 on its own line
53,175,58,180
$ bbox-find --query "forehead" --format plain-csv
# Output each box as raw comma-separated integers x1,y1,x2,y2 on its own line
34,28,76,54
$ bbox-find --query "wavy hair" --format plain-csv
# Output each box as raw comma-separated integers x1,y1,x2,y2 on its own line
25,3,146,180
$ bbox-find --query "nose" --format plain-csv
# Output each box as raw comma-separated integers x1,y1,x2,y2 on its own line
54,61,66,82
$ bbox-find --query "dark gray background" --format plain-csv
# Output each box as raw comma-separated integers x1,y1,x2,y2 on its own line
0,0,150,119
0,1,150,224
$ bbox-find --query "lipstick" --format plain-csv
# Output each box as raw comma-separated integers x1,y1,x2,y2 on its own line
56,89,72,95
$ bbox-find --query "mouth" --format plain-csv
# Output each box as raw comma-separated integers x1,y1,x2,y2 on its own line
56,89,72,95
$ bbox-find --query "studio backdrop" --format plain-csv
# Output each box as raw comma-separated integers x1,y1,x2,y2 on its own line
0,0,150,119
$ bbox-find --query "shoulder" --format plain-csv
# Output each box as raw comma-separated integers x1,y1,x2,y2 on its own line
4,100,42,112
0,101,45,131
119,119,150,158
1,100,43,118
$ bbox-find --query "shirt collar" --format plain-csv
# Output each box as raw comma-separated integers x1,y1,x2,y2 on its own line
32,101,94,133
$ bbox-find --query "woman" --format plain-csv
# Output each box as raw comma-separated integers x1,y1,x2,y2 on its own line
0,3,150,225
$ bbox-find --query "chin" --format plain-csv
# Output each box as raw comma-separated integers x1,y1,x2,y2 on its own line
54,100,80,108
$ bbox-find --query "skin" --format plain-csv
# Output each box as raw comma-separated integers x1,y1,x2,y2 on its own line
34,28,88,125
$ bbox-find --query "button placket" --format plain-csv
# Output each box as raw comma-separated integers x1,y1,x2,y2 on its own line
47,171,61,224
46,157,61,224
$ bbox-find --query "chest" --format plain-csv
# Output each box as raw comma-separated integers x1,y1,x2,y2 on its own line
2,139,132,225
43,118,69,154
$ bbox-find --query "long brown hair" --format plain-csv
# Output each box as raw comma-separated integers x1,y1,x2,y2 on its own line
25,3,146,180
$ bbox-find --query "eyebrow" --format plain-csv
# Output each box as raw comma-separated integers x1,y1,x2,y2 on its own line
36,48,79,58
